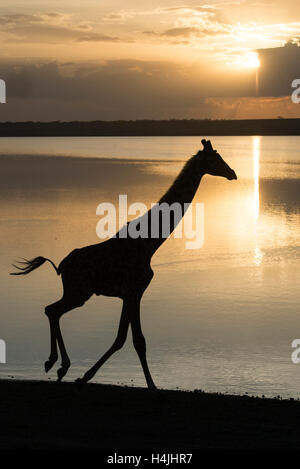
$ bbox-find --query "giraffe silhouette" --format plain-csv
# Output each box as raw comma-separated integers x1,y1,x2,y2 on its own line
10,139,237,391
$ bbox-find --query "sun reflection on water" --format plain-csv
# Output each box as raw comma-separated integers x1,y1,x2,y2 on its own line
252,136,262,265
253,136,260,223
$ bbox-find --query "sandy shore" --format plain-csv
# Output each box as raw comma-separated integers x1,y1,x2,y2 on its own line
0,379,300,449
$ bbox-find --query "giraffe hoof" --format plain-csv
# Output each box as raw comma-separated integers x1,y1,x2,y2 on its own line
75,378,86,391
44,359,56,373
151,389,167,402
157,391,167,402
57,365,70,382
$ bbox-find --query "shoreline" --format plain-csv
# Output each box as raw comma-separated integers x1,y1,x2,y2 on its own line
1,378,300,449
0,118,300,137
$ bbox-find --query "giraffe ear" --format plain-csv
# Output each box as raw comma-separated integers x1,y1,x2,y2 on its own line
206,140,213,151
201,139,213,151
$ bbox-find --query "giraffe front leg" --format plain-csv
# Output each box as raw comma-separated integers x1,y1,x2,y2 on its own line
76,301,130,389
75,337,123,389
132,333,157,391
130,301,157,392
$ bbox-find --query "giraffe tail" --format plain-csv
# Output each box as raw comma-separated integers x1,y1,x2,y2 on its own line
10,256,60,276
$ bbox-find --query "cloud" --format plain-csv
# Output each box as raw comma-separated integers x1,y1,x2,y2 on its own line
140,4,232,44
102,11,134,23
161,26,226,38
0,57,297,120
0,12,66,25
257,42,300,96
159,4,230,26
0,12,123,44
76,33,121,43
162,6,218,14
0,14,39,25
143,24,231,44
0,58,258,121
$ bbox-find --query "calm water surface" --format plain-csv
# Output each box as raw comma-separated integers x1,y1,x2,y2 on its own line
1,135,300,398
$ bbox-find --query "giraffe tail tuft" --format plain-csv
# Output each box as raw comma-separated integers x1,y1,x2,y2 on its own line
10,256,60,276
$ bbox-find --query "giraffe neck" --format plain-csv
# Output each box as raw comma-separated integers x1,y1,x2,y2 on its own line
158,155,204,207
130,155,205,258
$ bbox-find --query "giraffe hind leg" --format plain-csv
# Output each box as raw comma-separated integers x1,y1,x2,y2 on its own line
44,300,64,373
44,295,88,380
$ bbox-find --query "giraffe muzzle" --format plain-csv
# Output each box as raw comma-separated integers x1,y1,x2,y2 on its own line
227,169,237,180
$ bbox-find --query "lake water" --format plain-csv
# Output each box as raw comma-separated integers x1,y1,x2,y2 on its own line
1,135,300,398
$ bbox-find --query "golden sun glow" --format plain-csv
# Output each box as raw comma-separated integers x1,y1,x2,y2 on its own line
242,52,260,68
232,52,261,68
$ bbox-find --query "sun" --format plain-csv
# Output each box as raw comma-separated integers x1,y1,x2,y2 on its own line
245,52,260,68
226,51,261,69
239,52,260,68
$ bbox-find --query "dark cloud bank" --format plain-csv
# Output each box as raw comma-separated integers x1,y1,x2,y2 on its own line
0,42,299,121
257,42,300,96
0,59,255,121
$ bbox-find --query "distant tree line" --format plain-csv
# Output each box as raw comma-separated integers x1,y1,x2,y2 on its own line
0,119,299,136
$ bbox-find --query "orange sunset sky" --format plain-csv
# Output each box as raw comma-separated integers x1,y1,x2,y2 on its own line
0,0,300,120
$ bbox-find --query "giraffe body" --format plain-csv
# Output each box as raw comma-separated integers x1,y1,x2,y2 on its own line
59,238,153,301
11,139,237,390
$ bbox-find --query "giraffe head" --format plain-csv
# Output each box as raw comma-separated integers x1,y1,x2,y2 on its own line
197,139,237,180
